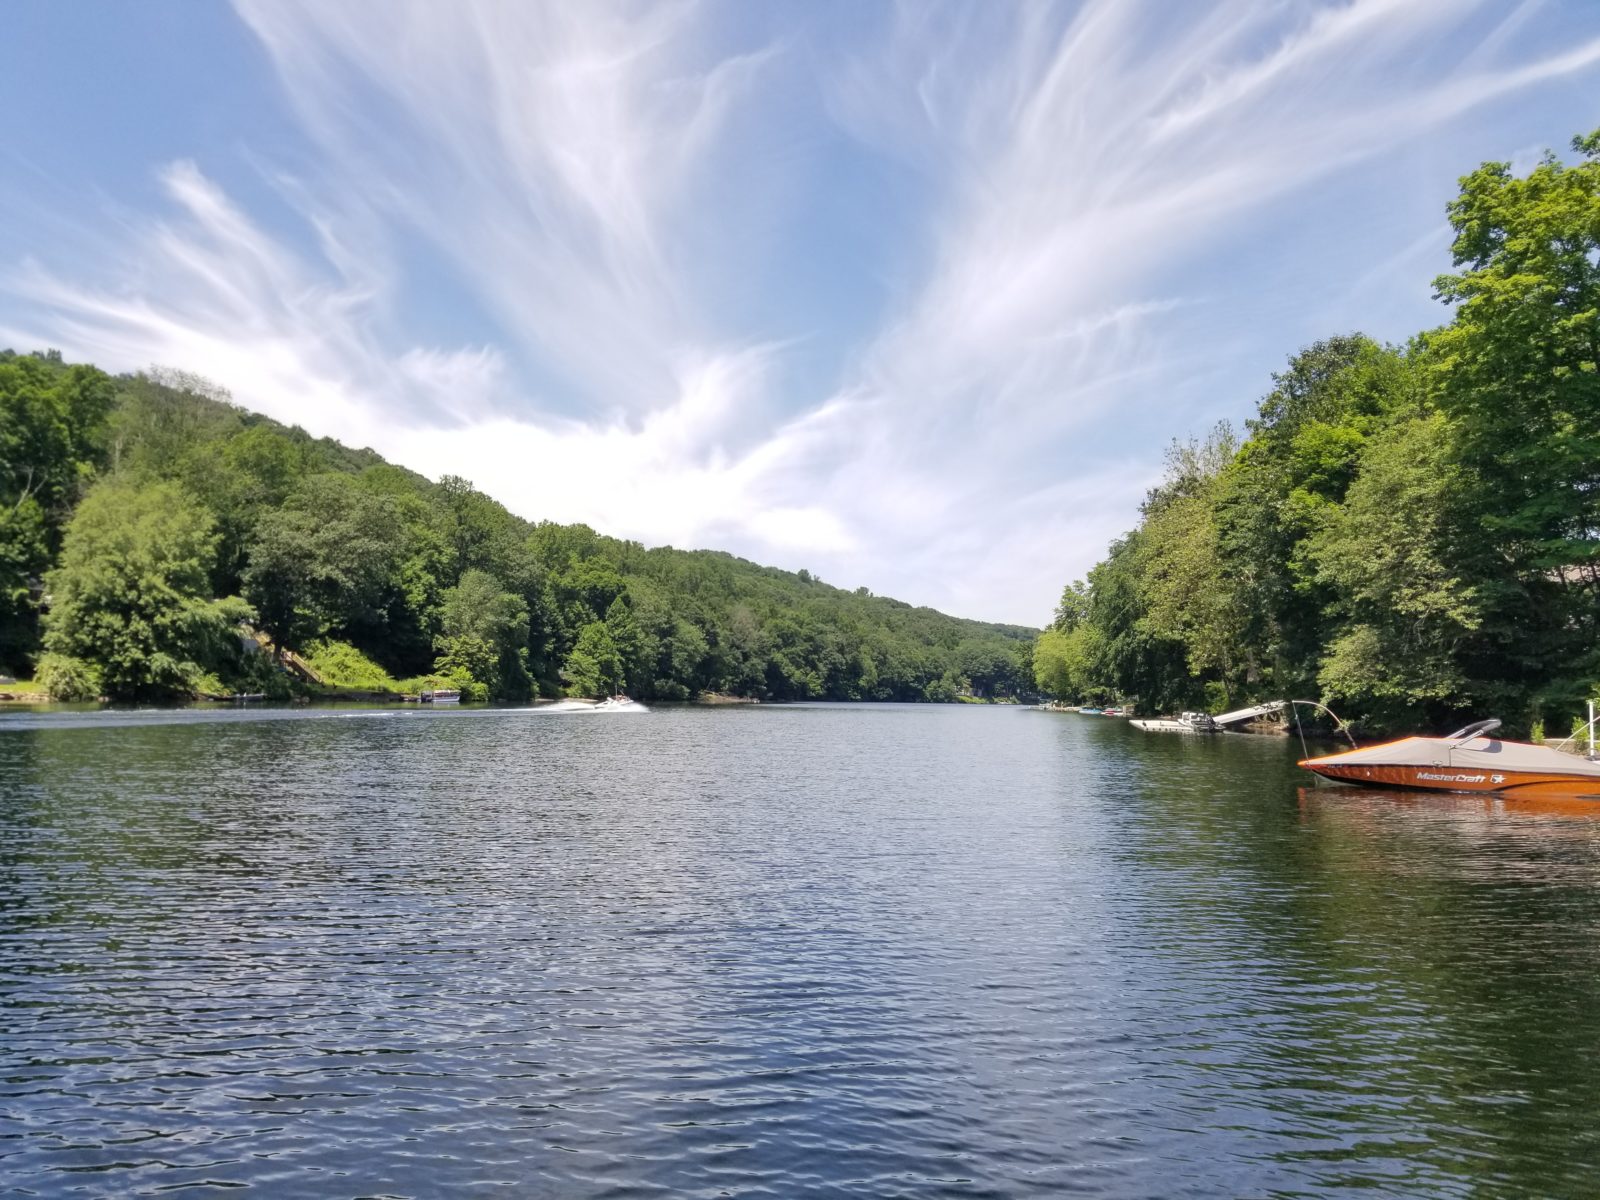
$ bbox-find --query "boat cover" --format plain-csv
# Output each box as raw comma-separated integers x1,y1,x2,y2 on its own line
1308,736,1600,778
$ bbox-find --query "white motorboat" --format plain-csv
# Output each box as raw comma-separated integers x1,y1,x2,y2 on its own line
1131,711,1219,733
1131,700,1287,734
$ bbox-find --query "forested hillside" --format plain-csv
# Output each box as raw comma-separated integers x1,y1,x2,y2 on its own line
1035,131,1600,737
0,357,1035,703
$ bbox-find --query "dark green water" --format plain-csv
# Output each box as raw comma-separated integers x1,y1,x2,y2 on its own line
3,702,1600,1197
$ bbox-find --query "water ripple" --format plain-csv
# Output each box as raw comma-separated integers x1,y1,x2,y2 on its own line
3,705,1600,1195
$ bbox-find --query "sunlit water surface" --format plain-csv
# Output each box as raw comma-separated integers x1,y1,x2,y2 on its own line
4,703,1600,1197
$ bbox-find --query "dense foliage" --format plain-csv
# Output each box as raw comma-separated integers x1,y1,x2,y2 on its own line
0,354,1034,703
41,479,252,701
1035,132,1600,736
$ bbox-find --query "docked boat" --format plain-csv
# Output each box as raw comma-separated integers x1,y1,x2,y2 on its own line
1130,711,1219,733
1300,718,1600,799
1131,700,1285,734
421,688,461,704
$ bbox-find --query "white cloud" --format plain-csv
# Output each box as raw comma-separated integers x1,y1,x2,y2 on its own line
5,0,1600,625
232,0,777,418
792,0,1600,618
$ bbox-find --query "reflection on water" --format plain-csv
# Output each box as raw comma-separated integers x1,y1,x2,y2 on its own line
3,705,1600,1197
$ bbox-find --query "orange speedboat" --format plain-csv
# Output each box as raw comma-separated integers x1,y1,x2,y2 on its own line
1300,719,1600,800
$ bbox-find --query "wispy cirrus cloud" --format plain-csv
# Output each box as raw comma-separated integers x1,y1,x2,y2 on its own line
770,0,1600,614
234,0,777,420
3,0,1598,623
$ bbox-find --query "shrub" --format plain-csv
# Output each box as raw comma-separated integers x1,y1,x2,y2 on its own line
36,653,102,701
303,640,400,691
223,650,295,700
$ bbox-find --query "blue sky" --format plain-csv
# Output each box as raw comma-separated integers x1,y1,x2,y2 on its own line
3,1,1598,625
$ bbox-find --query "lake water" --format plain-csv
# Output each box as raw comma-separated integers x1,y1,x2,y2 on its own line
4,702,1600,1197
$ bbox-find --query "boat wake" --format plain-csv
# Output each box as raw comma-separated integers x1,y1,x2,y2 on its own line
542,699,650,715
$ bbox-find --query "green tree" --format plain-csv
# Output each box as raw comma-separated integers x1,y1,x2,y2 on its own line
1140,477,1246,697
1033,625,1101,700
762,614,824,699
1082,532,1192,712
433,568,530,700
564,621,620,697
925,667,969,703
202,424,307,591
1311,414,1483,726
0,348,1041,708
1214,337,1420,699
356,466,454,675
1139,427,1244,687
107,370,243,479
713,604,768,697
1427,128,1600,707
603,594,648,695
1033,628,1074,697
438,474,527,581
42,479,249,700
242,474,402,653
1053,580,1090,632
0,501,50,670
0,355,114,668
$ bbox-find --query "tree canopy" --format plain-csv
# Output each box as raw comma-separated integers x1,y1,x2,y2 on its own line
1033,130,1600,735
42,478,250,701
0,352,1035,704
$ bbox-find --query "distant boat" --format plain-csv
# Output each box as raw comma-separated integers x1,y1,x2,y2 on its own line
1077,706,1103,715
421,688,461,704
1300,718,1600,799
593,692,636,712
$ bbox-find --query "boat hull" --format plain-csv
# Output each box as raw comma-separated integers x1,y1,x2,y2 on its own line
1303,761,1600,800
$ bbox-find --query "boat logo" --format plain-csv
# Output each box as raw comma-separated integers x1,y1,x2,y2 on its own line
1491,774,1505,784
1417,771,1488,783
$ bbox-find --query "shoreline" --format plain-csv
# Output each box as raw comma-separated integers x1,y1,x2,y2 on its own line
0,692,1034,711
